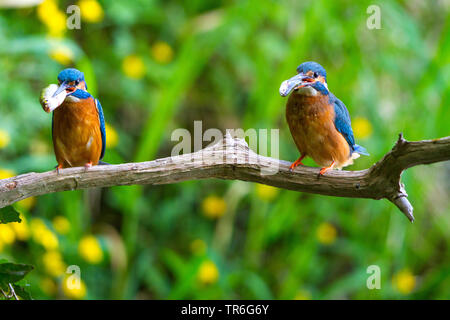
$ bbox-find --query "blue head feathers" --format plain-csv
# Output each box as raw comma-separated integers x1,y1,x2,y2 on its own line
57,68,87,89
296,61,327,81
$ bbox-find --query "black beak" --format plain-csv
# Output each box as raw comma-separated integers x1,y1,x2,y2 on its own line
279,73,314,97
53,81,70,97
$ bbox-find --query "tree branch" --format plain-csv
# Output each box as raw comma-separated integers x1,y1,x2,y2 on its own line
1,133,449,222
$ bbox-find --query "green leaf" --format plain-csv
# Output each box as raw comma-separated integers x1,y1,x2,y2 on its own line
0,206,21,224
0,263,34,286
12,284,33,300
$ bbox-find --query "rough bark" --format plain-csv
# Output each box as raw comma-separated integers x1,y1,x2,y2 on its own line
1,133,449,222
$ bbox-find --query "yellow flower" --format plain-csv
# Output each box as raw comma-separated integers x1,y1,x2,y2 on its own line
62,276,87,299
10,217,30,241
353,117,373,140
392,269,416,295
31,218,59,250
16,197,36,211
47,11,67,38
122,55,145,79
41,277,58,296
78,0,104,23
49,46,74,65
151,41,174,64
37,0,59,22
52,216,70,235
197,260,219,285
0,169,16,180
0,129,11,149
41,229,59,250
105,123,118,148
316,222,337,245
0,224,16,245
78,235,103,264
255,184,279,201
190,239,207,255
30,218,46,231
42,250,66,277
37,0,66,38
294,289,312,300
201,195,227,219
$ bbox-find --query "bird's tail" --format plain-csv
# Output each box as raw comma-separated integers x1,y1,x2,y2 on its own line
98,161,111,165
353,144,369,156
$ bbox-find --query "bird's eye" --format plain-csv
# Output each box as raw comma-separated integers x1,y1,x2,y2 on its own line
313,72,319,78
75,80,80,85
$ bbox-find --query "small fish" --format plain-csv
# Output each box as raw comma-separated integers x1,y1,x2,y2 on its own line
40,84,67,113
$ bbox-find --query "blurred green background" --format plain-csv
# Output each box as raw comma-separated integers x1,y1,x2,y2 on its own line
0,0,449,299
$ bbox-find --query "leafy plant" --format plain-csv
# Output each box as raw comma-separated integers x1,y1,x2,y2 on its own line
0,207,33,299
0,206,21,224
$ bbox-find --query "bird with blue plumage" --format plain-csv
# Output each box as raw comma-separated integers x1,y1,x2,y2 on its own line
39,68,106,172
280,61,369,175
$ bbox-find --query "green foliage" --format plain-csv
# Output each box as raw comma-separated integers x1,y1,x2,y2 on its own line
0,0,448,300
0,262,34,300
11,283,33,300
0,207,33,300
0,262,34,287
0,206,21,224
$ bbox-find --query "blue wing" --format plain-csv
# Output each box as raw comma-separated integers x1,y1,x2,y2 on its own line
330,94,369,156
95,99,106,160
331,94,355,147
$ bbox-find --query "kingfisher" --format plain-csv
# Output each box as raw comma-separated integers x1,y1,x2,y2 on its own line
40,68,106,172
280,61,368,175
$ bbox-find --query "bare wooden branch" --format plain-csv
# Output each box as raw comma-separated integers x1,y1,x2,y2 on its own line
1,133,449,222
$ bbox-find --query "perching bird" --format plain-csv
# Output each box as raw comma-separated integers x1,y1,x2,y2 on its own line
40,68,106,172
279,61,368,175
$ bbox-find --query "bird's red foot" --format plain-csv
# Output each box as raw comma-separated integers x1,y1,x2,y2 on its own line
55,164,63,174
289,155,306,172
84,162,93,171
318,161,335,177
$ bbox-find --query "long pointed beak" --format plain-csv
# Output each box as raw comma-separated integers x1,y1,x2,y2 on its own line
279,73,314,97
52,81,69,97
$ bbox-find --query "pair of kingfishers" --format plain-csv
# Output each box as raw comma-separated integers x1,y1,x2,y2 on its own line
41,62,367,175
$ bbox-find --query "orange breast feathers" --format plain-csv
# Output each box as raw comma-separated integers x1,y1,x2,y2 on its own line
52,97,103,168
286,94,353,169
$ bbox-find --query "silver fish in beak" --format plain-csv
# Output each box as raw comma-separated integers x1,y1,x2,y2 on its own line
279,73,314,97
40,84,67,113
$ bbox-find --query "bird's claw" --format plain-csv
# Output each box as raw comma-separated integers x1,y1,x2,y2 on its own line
55,164,63,174
84,162,93,171
289,155,306,172
317,161,335,178
289,163,303,172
